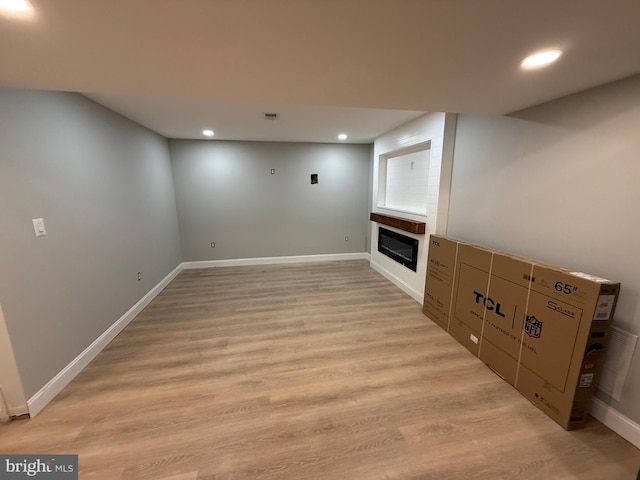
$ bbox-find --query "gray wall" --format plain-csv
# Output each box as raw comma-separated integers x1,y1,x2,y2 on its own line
0,88,182,398
170,140,371,260
448,75,640,424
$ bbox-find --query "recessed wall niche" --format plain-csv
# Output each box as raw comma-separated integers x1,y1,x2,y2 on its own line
377,142,431,216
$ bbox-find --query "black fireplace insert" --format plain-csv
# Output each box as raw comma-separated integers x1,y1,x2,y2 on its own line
378,227,419,272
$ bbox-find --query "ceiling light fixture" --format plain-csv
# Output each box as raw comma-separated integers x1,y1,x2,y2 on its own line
0,0,30,12
202,129,214,137
337,133,348,141
521,49,563,70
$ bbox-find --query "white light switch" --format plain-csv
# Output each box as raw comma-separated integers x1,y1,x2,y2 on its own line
32,218,47,237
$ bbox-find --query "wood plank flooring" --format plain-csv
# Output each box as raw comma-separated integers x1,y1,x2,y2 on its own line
1,260,638,479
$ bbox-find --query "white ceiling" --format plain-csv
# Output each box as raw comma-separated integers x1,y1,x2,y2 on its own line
1,0,639,142
83,94,425,143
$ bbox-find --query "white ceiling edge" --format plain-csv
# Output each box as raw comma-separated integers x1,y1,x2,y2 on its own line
2,0,640,143
84,93,428,143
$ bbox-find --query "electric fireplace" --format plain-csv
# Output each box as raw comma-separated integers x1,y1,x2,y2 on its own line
377,227,419,272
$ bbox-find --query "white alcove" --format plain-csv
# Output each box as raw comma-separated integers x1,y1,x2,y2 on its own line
377,142,431,216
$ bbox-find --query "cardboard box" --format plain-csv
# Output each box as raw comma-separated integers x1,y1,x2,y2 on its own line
449,243,493,357
422,235,458,331
478,253,534,385
516,266,619,429
422,236,620,430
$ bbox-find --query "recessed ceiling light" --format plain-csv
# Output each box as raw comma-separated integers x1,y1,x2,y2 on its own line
337,133,348,141
202,129,214,137
521,50,562,70
0,0,30,12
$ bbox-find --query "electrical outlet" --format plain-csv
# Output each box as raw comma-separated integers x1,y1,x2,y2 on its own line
211,242,216,248
137,272,142,281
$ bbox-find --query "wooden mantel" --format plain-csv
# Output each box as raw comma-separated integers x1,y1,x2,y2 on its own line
370,212,426,235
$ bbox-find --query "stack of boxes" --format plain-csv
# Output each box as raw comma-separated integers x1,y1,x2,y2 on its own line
423,235,620,430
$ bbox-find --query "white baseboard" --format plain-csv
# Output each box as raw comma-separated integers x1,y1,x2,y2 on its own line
182,252,370,269
590,397,640,448
27,263,184,417
370,261,423,304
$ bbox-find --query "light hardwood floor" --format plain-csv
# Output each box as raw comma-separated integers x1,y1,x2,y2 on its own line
1,260,638,479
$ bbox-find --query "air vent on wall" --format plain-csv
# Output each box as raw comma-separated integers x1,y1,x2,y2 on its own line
263,112,279,120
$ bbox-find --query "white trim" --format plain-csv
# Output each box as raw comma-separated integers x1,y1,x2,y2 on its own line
7,402,28,417
591,397,640,448
0,304,28,417
0,389,9,422
370,261,423,304
182,252,370,269
1,388,27,419
27,263,183,417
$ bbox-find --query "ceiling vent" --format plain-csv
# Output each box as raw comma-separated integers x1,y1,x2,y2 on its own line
263,112,279,120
